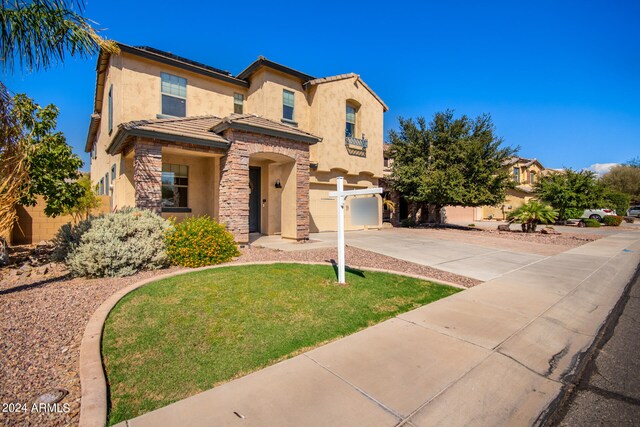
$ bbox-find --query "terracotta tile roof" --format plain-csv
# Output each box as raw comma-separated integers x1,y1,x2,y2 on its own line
210,114,322,144
107,114,322,155
120,115,229,144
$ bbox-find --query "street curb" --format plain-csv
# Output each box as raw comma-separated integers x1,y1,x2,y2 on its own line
538,261,640,426
78,260,464,427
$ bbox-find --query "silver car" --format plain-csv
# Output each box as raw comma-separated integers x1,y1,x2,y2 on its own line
581,209,617,222
627,206,640,217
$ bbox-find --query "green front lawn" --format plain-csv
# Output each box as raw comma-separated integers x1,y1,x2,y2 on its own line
102,264,461,424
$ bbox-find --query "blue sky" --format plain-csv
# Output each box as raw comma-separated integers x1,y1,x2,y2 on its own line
2,0,638,172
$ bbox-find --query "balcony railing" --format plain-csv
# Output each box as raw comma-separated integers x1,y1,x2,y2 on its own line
345,135,368,150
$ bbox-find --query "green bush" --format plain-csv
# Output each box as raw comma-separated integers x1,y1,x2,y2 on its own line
565,208,584,220
602,215,623,226
400,218,416,227
51,217,92,262
164,216,240,268
583,218,601,228
66,208,170,277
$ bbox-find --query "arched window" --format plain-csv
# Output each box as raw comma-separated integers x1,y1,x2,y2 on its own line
346,104,356,137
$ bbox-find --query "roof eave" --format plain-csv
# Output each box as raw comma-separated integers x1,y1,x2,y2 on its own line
106,128,230,155
237,57,314,82
84,113,101,152
213,122,322,145
117,43,249,88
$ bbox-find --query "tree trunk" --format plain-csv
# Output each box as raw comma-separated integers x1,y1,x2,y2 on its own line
0,237,9,267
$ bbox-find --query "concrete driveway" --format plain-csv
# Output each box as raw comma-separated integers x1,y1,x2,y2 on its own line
311,229,551,281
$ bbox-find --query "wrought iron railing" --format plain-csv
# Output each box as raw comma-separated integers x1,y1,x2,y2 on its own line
345,135,368,150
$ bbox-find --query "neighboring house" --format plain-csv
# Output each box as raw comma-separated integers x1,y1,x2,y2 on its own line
86,44,388,243
482,157,547,220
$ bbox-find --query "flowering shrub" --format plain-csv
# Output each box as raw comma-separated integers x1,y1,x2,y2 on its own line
66,208,170,277
164,216,240,268
602,215,623,226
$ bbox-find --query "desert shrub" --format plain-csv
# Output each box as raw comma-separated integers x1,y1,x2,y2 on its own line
400,218,416,227
602,215,623,227
583,218,601,228
164,216,240,268
66,208,170,277
51,217,93,262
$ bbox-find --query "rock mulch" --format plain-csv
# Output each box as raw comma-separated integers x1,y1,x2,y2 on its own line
1,234,572,426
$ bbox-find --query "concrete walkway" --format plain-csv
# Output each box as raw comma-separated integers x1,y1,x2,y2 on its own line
116,232,640,427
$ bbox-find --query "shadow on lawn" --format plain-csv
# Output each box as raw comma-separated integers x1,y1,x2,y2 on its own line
328,259,366,281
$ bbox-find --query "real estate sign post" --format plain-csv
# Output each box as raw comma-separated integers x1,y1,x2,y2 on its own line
329,177,382,284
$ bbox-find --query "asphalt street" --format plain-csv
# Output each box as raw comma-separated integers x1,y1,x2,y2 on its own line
553,267,640,426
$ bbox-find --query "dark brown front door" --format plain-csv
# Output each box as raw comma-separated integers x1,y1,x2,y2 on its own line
249,166,261,233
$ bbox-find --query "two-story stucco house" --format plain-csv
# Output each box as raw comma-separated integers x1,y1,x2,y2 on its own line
86,44,388,243
482,157,548,220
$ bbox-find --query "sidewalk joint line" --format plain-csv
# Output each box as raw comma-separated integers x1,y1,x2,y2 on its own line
302,354,404,421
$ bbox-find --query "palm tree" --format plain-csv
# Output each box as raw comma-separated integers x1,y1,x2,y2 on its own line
507,200,558,233
0,0,118,72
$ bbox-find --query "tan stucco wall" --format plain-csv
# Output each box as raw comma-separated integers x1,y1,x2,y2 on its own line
307,76,384,178
482,189,535,220
12,196,110,245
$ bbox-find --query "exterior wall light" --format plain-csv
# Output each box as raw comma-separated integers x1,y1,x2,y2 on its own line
275,179,282,189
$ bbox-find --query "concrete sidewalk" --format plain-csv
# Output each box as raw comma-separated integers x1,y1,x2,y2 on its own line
116,232,640,427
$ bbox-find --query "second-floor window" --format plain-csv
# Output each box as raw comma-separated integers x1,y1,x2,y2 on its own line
108,85,113,134
513,167,520,183
530,171,536,184
234,93,244,114
161,73,187,117
282,90,294,121
346,104,356,137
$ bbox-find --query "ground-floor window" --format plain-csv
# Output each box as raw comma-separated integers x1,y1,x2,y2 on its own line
162,163,189,208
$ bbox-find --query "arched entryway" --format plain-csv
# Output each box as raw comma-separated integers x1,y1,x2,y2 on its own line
248,151,297,237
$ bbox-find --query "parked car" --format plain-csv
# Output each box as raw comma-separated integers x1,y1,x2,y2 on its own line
627,206,640,218
581,209,617,222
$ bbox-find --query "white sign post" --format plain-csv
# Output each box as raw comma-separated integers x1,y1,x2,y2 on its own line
328,177,382,284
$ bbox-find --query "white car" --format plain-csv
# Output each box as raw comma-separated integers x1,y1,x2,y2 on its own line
581,209,617,222
627,206,640,217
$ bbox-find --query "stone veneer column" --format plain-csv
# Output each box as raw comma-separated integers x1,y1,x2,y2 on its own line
295,152,310,240
218,130,250,243
133,138,162,214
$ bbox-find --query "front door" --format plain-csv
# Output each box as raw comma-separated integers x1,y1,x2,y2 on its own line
249,166,261,233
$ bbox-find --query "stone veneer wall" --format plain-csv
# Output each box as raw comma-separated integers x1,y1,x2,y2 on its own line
219,129,310,243
133,139,162,214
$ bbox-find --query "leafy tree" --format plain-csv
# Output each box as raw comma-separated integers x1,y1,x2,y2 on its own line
61,174,101,221
387,110,517,223
602,189,630,216
601,165,640,204
14,93,84,216
507,200,558,232
534,169,603,221
0,0,118,72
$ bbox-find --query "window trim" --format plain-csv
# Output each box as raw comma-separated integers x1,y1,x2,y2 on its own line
160,72,187,117
234,93,244,114
282,89,295,122
346,103,357,137
161,163,189,210
108,84,113,135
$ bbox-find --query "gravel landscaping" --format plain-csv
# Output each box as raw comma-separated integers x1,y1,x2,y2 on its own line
0,243,479,426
